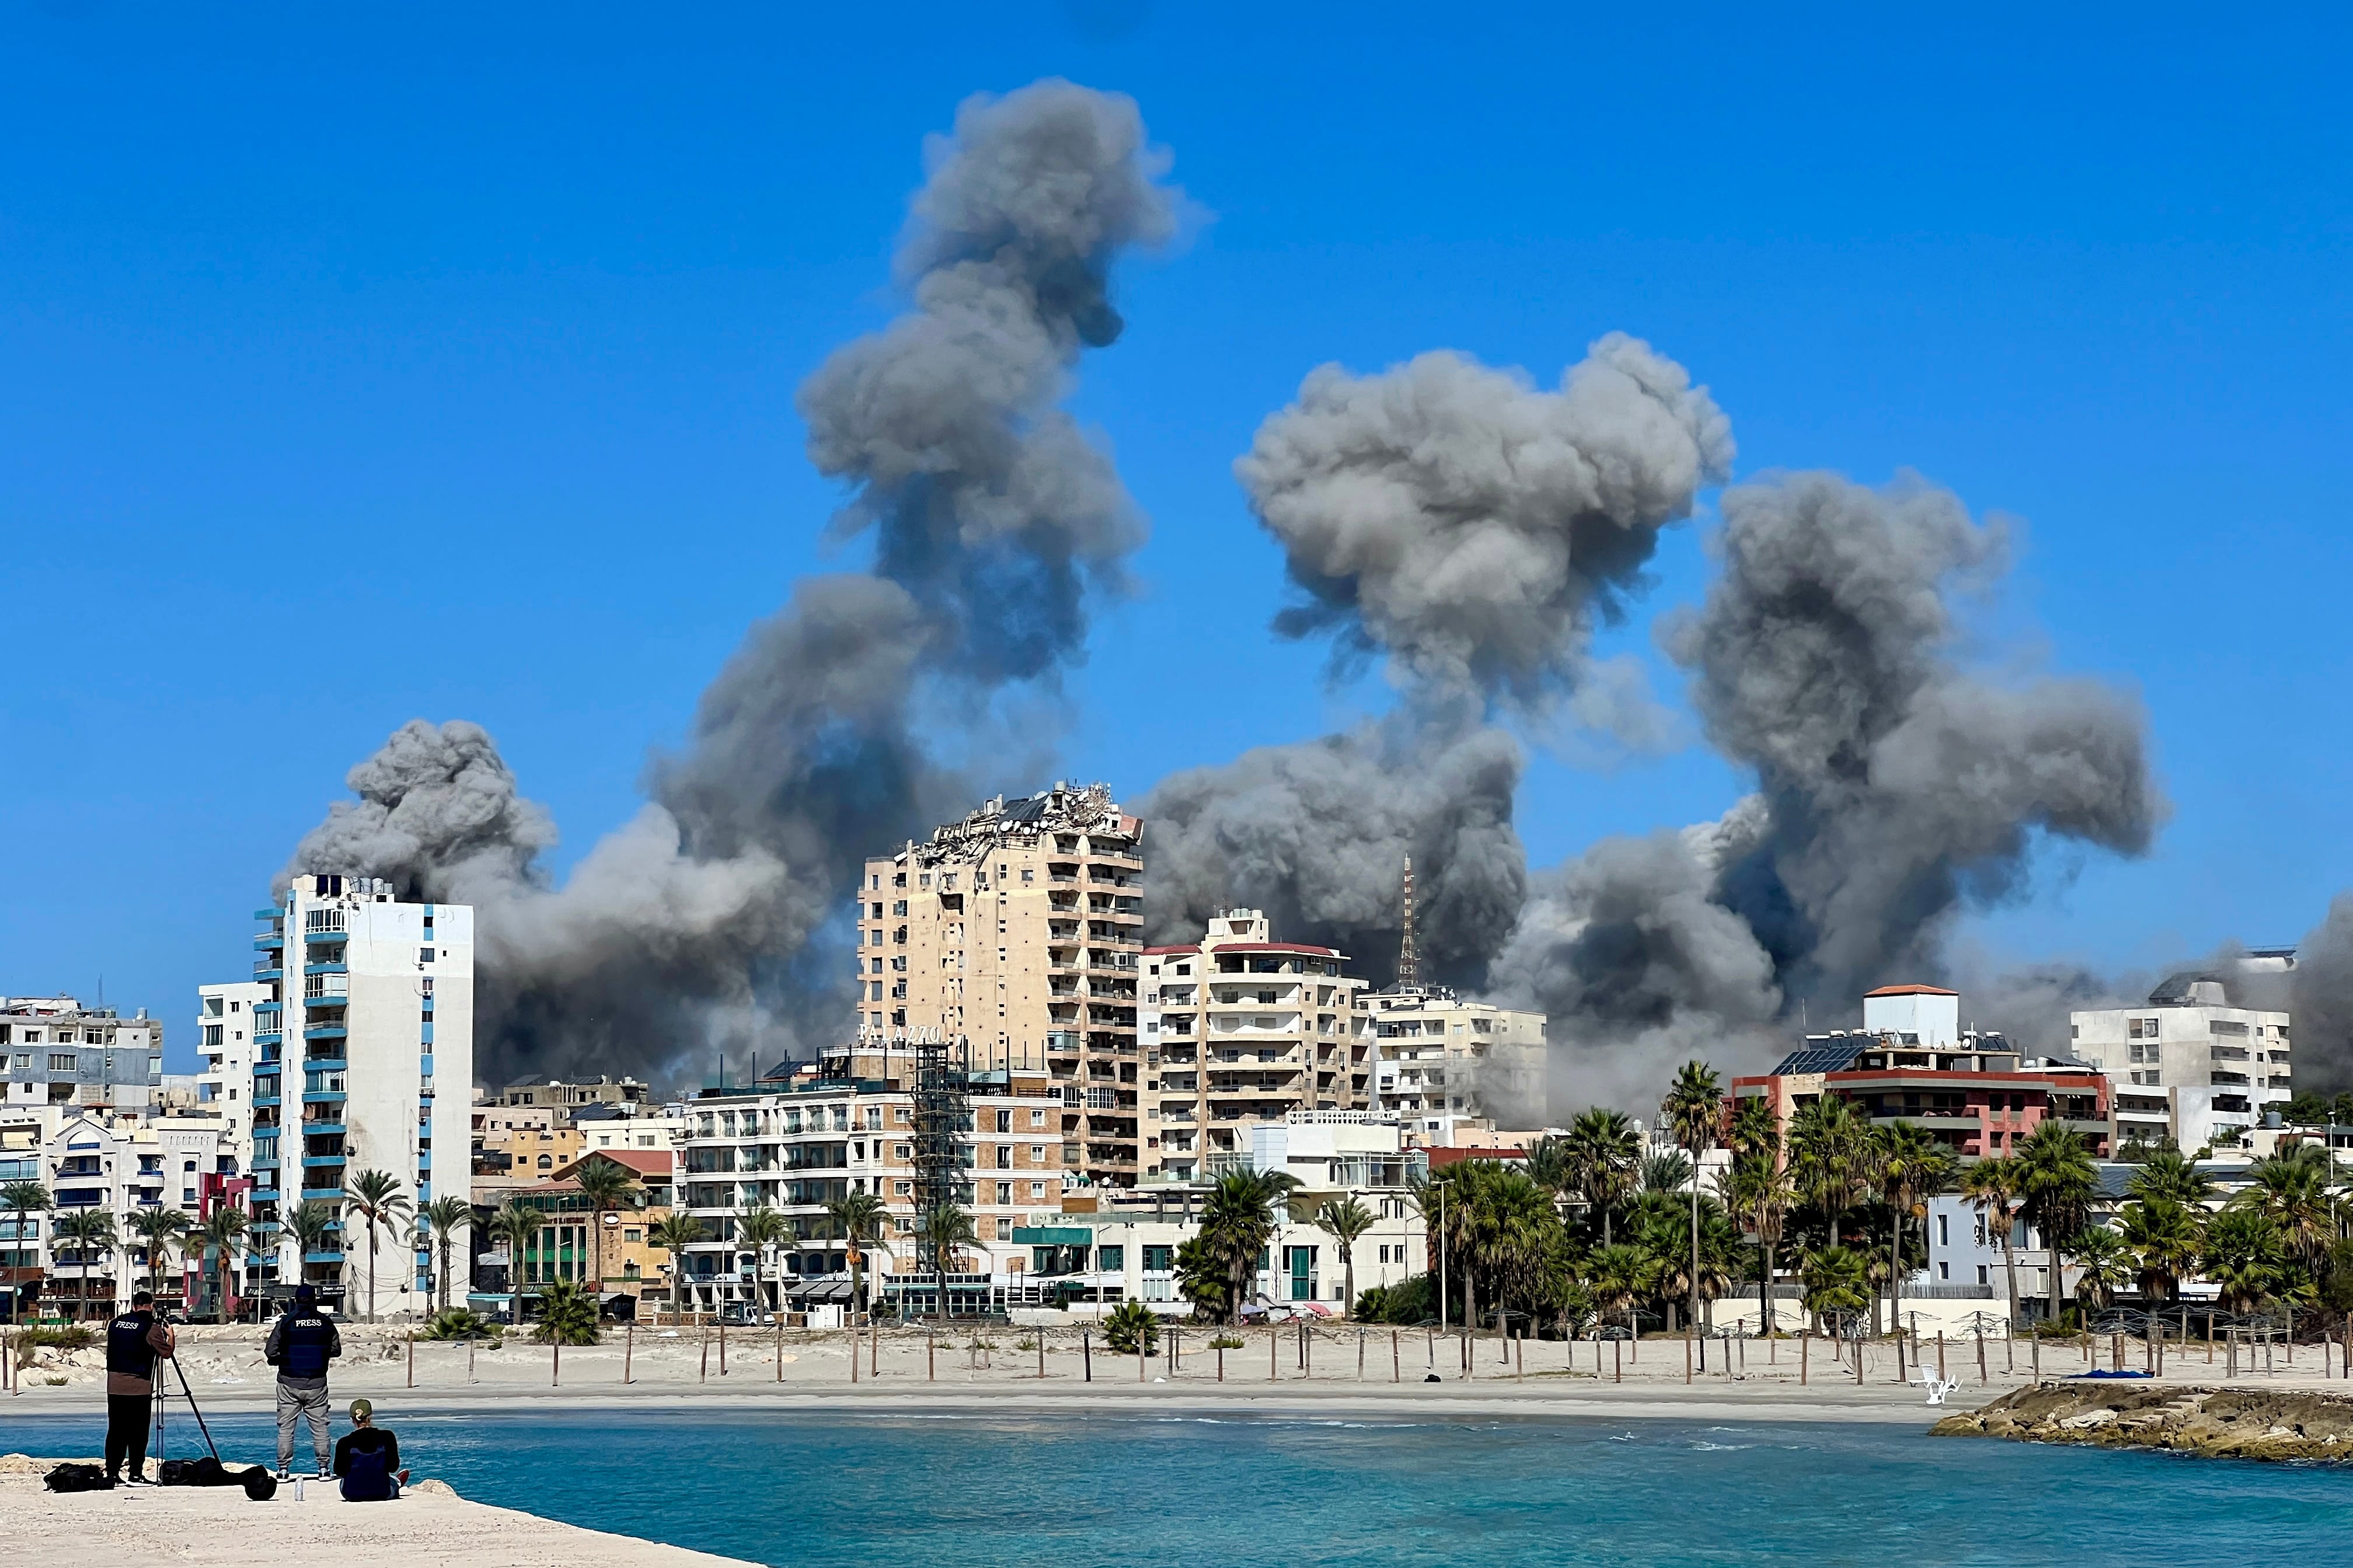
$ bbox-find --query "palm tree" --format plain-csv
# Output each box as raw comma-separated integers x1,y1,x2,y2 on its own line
420,1195,472,1311
489,1201,542,1293
1662,1060,1724,1343
2232,1147,2337,1279
825,1190,891,1323
648,1212,705,1323
735,1204,794,1313
1960,1156,2024,1331
1788,1096,1873,1253
918,1204,977,1316
1585,1242,1653,1340
1464,1166,1560,1333
2069,1225,2131,1315
126,1207,191,1308
1563,1108,1640,1246
2204,1209,2286,1314
1800,1243,1871,1335
2125,1147,2217,1208
571,1158,643,1297
1718,1150,1794,1336
340,1170,413,1323
198,1207,249,1322
1522,1135,1573,1212
2016,1123,2097,1326
285,1199,338,1292
2116,1198,2202,1304
1313,1196,1376,1316
4,1179,53,1323
1728,1095,1780,1161
54,1208,117,1320
1873,1122,1954,1335
1195,1168,1296,1325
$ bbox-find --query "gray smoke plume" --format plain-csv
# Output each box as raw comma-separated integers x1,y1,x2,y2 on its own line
1492,471,2164,1109
287,80,1179,1087
1144,335,1730,979
2291,897,2353,1089
1238,333,1732,718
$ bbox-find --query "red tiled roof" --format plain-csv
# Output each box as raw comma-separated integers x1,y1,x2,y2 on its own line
563,1148,672,1176
1863,984,1960,997
1144,945,1201,956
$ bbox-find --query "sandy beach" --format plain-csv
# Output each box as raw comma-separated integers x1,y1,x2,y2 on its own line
11,1318,2341,1425
0,1453,755,1568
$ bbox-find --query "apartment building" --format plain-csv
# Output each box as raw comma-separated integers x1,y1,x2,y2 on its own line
34,1109,234,1316
246,874,474,1318
1364,987,1546,1126
857,783,1145,1184
196,981,267,1177
1,1120,44,1312
1141,910,1369,1184
493,1074,652,1112
675,1047,1066,1318
2070,960,2293,1153
3,997,164,1112
1732,984,2113,1159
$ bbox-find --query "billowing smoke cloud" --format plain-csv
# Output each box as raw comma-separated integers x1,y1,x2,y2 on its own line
287,80,1180,1086
1144,335,1731,981
2291,898,2353,1089
1492,472,2164,1107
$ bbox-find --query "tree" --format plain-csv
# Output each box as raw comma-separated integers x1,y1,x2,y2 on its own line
2117,1197,2204,1303
1728,1096,1780,1161
54,1208,117,1319
2,1179,51,1324
2231,1146,2337,1279
489,1202,543,1302
1873,1122,1955,1335
1522,1135,1573,1210
2204,1209,2286,1314
532,1277,601,1345
420,1195,472,1311
1801,1244,1872,1334
648,1212,705,1322
2016,1123,2097,1326
127,1207,191,1307
340,1170,413,1323
1563,1108,1640,1246
1662,1059,1724,1349
1173,1235,1230,1322
198,1207,250,1323
285,1200,338,1293
2068,1226,2131,1315
571,1158,643,1297
1313,1197,1376,1317
1195,1169,1296,1326
919,1204,977,1316
1463,1165,1561,1333
1718,1150,1794,1336
736,1204,794,1313
1103,1298,1159,1355
2125,1147,2217,1208
1585,1242,1653,1340
1960,1157,2024,1332
1788,1096,1873,1253
825,1190,890,1323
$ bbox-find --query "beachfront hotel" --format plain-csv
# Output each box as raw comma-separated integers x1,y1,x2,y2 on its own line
235,875,473,1319
857,782,1146,1186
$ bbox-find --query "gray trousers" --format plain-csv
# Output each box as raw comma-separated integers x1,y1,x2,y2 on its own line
276,1380,332,1471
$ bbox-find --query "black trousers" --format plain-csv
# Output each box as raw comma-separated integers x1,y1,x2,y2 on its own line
105,1391,152,1479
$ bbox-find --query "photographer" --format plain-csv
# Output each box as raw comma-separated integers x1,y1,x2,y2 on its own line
103,1290,175,1486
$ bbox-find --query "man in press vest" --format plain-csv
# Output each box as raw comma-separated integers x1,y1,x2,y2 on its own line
104,1290,176,1485
264,1283,343,1480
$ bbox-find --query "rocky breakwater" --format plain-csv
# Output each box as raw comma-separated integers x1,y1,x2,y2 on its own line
1933,1382,2353,1462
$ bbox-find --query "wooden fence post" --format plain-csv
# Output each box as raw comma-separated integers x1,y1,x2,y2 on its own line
1392,1329,1400,1383
624,1322,633,1385
407,1330,414,1389
553,1339,561,1388
1799,1331,1807,1387
1082,1328,1092,1383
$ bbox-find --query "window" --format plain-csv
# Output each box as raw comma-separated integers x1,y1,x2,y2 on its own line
1030,1109,1046,1127
996,1109,1012,1132
894,1180,912,1197
1939,1262,1950,1280
1030,1146,1046,1162
49,1054,76,1073
623,1229,642,1244
1029,1182,1045,1199
1936,1214,1948,1246
419,948,435,965
1096,1246,1123,1270
1020,868,1034,883
895,1144,912,1159
1976,1265,1989,1286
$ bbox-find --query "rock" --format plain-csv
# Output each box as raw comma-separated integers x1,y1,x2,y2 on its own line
1935,1382,2353,1464
412,1478,458,1498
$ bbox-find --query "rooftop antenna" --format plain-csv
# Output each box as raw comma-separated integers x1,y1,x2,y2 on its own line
1396,854,1420,992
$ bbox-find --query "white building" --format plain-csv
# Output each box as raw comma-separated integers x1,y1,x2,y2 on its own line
196,980,267,1178
37,1109,230,1315
2070,961,2292,1154
251,874,473,1318
1364,987,1546,1126
3,997,164,1112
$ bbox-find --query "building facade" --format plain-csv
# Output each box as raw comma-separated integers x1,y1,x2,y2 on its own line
1363,987,1546,1126
196,980,267,1179
1141,912,1369,1183
249,875,474,1318
3,997,164,1112
858,784,1145,1184
2070,964,2293,1153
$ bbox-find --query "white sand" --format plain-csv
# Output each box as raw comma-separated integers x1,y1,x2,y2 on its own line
0,1455,755,1568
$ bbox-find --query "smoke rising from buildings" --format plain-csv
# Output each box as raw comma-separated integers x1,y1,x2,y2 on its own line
287,79,1180,1085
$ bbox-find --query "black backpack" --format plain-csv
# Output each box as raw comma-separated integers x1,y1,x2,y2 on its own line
44,1462,113,1493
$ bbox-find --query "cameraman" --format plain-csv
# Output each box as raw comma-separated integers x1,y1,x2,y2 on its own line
104,1290,175,1485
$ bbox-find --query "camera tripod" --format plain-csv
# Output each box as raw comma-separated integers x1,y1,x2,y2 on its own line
145,1347,223,1479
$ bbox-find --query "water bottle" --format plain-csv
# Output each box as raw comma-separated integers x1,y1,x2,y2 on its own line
292,1476,305,1501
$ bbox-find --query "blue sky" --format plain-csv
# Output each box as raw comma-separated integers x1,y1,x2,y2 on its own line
5,4,2349,1070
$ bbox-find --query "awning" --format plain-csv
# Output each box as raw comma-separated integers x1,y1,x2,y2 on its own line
789,1279,855,1303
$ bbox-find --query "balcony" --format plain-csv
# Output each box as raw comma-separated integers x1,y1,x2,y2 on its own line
253,933,285,951
303,1054,347,1071
253,965,283,982
304,990,349,1010
299,1119,346,1137
300,1188,344,1203
304,1024,347,1040
303,928,346,946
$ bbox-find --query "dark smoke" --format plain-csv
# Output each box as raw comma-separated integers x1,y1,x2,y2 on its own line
1491,471,2164,1108
1144,334,1732,976
2291,897,2353,1089
287,80,1181,1087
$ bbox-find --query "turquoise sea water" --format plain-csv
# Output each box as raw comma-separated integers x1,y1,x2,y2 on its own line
9,1406,2351,1566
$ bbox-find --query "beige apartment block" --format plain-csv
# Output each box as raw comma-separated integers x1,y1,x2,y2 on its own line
856,783,1145,1186
1140,910,1369,1183
1365,987,1547,1127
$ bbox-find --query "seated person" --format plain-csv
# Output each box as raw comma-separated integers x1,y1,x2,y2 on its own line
332,1399,410,1501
